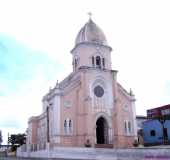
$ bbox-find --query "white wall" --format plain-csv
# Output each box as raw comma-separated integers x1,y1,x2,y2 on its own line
17,146,170,160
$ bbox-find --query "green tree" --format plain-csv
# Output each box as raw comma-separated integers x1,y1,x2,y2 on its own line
8,133,26,151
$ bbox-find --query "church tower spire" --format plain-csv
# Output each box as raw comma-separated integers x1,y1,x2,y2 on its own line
71,16,112,72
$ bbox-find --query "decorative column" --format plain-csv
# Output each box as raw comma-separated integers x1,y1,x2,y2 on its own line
130,91,138,140
108,128,113,144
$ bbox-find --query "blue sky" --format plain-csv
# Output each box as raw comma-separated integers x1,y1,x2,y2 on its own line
0,0,170,144
0,35,65,143
0,35,62,96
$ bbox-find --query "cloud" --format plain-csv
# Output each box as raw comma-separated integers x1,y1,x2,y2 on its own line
0,35,64,95
0,35,66,144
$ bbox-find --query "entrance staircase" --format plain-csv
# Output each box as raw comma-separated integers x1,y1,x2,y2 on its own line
95,144,113,148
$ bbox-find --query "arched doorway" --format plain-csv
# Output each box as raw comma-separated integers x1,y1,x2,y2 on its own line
96,117,109,144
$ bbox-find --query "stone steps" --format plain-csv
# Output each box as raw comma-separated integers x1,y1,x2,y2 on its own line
95,144,113,148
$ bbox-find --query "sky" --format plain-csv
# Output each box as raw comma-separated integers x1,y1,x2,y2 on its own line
0,0,170,144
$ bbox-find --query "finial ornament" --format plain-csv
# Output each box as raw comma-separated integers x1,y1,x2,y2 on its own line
129,88,134,96
56,80,60,88
87,12,92,20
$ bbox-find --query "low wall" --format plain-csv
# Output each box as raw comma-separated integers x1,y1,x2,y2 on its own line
0,151,7,157
17,147,170,160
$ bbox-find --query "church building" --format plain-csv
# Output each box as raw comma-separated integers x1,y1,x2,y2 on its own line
27,17,137,149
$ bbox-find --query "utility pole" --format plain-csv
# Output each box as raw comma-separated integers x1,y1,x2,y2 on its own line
46,106,50,143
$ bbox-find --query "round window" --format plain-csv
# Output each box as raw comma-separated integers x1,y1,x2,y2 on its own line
94,86,104,97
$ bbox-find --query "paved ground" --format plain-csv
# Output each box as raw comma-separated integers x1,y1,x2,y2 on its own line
0,157,87,160
2,146,170,160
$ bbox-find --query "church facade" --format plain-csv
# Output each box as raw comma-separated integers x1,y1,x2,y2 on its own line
27,18,137,149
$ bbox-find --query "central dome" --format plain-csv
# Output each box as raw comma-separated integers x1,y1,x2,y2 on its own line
75,19,108,46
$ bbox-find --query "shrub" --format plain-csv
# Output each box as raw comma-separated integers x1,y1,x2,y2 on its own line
84,139,91,147
133,139,138,147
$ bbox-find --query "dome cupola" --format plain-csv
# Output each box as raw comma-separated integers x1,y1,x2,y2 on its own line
75,18,108,46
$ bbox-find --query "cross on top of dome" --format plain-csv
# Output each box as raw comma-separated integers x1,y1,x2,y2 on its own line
87,12,92,20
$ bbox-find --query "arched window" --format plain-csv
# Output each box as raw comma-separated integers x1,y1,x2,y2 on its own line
96,56,101,68
69,120,72,134
64,120,67,127
128,121,131,133
64,119,73,135
69,120,72,127
102,58,105,68
64,120,67,134
125,120,131,135
124,121,127,134
92,56,95,66
75,59,77,68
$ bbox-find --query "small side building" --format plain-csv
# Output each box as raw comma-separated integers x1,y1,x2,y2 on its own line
143,104,170,146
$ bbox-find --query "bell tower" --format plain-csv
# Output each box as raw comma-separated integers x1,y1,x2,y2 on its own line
71,17,112,72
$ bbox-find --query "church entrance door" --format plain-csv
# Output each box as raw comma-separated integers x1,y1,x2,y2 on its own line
96,117,108,144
